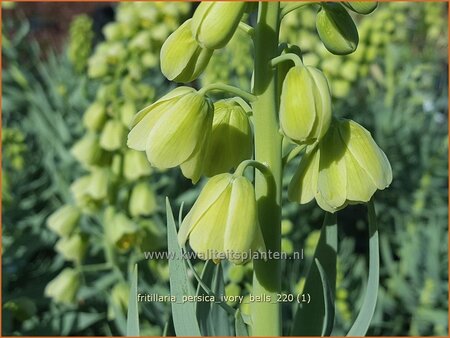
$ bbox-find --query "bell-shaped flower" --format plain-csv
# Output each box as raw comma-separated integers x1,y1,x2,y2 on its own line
202,99,253,176
178,173,265,265
161,19,213,83
47,205,80,237
127,87,213,169
104,208,139,252
289,118,392,213
44,268,80,305
100,120,126,151
129,182,157,217
316,3,359,55
191,2,246,50
55,233,88,264
123,149,153,181
83,102,107,132
71,133,104,168
280,65,332,144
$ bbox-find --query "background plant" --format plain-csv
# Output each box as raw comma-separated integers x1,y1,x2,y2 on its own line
2,2,448,336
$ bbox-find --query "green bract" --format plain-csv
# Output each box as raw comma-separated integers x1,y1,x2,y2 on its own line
44,268,80,305
127,87,213,172
280,65,332,144
289,118,392,213
316,3,359,55
191,2,246,50
47,205,80,237
178,173,265,265
203,99,253,176
160,19,213,83
344,2,378,15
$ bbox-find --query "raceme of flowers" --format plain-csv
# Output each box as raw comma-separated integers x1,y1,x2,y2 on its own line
127,2,392,264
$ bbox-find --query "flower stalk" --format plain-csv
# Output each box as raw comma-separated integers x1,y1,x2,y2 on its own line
250,2,282,336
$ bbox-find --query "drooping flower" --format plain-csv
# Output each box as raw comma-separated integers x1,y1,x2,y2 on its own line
289,118,392,213
47,205,80,237
178,173,265,264
44,268,80,305
202,99,253,176
280,64,332,144
191,2,246,50
55,233,88,264
160,19,213,83
127,87,213,170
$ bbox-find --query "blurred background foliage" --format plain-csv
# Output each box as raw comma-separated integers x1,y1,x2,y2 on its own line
2,2,448,336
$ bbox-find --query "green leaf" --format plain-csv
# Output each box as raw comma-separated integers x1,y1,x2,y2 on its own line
126,265,139,337
347,200,380,336
315,258,335,336
235,309,249,336
291,212,337,335
166,198,201,336
196,260,216,335
210,262,232,336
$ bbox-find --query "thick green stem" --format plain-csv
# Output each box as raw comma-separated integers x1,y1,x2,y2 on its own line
251,2,282,336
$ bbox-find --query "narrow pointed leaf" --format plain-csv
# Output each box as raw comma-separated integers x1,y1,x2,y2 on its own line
126,265,139,337
315,258,335,336
347,200,379,336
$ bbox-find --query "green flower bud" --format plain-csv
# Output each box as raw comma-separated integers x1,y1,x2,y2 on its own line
178,173,265,265
83,102,107,132
228,265,245,283
161,19,213,83
288,118,392,213
225,283,241,305
344,2,378,15
203,99,253,176
55,233,88,264
281,219,293,235
127,87,213,169
191,2,246,49
124,149,153,181
47,205,80,237
281,238,294,254
280,65,332,144
129,182,157,217
129,31,152,52
44,268,80,305
316,3,359,55
103,23,124,41
71,133,103,168
104,209,139,251
100,120,126,151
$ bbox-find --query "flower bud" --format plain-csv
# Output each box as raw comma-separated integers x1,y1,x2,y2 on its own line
191,2,246,49
55,233,88,264
100,120,126,151
47,205,80,237
129,182,157,217
123,149,153,181
316,3,359,55
161,19,213,83
203,99,252,176
127,87,213,169
225,283,241,305
280,65,332,144
44,268,80,305
178,173,265,265
344,2,378,15
228,265,245,283
104,208,139,251
120,101,136,126
70,176,101,214
289,118,392,213
87,167,110,201
83,102,107,132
